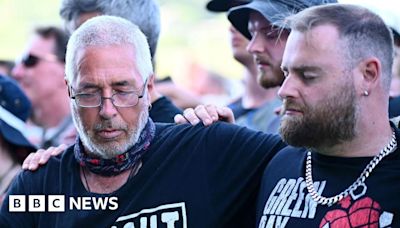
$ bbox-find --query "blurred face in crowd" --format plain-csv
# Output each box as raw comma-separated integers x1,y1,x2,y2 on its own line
247,11,289,89
69,44,150,159
229,25,253,65
66,11,101,33
278,24,358,149
12,35,65,115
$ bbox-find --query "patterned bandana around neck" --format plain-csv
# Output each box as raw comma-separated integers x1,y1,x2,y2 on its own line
74,118,155,176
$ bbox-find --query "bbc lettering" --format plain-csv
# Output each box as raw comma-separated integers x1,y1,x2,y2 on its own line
9,195,118,212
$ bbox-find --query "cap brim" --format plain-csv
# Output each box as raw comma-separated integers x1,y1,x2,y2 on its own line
0,120,36,151
228,1,296,39
206,0,251,12
206,0,231,12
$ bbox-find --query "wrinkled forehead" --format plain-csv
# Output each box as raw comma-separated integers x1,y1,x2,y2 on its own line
72,44,142,87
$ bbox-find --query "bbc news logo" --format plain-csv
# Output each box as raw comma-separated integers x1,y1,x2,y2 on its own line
9,195,118,212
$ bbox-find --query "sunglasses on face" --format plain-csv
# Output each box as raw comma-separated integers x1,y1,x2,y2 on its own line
19,53,58,68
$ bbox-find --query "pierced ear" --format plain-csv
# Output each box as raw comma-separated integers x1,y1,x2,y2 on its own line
358,58,381,96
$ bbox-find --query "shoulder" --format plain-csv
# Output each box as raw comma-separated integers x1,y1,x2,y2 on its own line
13,146,74,193
150,96,182,123
268,146,307,165
153,122,286,155
155,121,278,140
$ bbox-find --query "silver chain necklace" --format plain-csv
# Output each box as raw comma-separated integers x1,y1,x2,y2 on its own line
305,130,397,206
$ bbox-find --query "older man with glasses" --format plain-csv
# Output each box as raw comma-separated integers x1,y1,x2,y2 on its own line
1,15,287,227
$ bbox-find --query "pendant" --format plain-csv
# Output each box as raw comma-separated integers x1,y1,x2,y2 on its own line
349,182,367,200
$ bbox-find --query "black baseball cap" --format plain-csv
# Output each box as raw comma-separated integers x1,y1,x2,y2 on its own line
228,0,337,39
206,0,250,12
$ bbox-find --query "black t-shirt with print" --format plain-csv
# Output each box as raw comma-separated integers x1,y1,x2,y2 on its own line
0,122,286,228
256,128,400,228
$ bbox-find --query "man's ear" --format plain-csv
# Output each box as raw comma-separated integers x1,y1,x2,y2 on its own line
363,57,380,82
147,74,155,90
359,57,381,94
146,74,155,101
65,78,71,97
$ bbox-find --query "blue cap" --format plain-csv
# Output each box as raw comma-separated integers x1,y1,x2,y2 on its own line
228,0,337,39
0,75,36,151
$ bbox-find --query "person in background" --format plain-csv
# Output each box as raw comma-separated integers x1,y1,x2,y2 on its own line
12,26,74,148
0,75,36,204
207,0,282,133
0,60,14,76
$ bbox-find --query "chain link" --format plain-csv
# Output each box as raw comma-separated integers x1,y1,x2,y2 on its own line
305,131,397,206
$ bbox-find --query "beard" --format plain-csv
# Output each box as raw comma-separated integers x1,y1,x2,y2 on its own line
72,105,149,159
257,67,285,89
279,81,358,149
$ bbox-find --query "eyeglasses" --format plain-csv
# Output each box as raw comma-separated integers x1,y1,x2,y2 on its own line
18,53,58,68
70,79,148,108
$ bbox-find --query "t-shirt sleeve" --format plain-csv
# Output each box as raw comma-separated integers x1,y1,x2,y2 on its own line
150,96,182,123
0,171,35,227
202,122,286,225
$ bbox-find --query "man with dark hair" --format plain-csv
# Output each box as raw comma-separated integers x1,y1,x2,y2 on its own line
228,0,336,89
207,0,282,133
12,26,73,148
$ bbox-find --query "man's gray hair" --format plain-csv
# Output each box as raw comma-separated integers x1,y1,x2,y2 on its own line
60,0,160,58
285,3,394,91
65,15,153,85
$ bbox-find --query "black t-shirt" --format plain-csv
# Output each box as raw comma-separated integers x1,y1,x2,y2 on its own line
256,129,400,227
1,122,286,228
150,96,182,123
389,96,400,118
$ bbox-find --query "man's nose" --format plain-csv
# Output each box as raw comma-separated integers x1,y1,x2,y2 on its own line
99,97,118,119
278,74,298,100
11,63,25,81
247,34,265,54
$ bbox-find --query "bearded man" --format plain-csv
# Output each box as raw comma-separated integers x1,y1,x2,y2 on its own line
177,3,400,227
256,4,400,227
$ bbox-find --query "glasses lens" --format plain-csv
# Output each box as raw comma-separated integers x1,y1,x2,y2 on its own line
76,93,101,107
22,54,39,68
113,92,139,107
